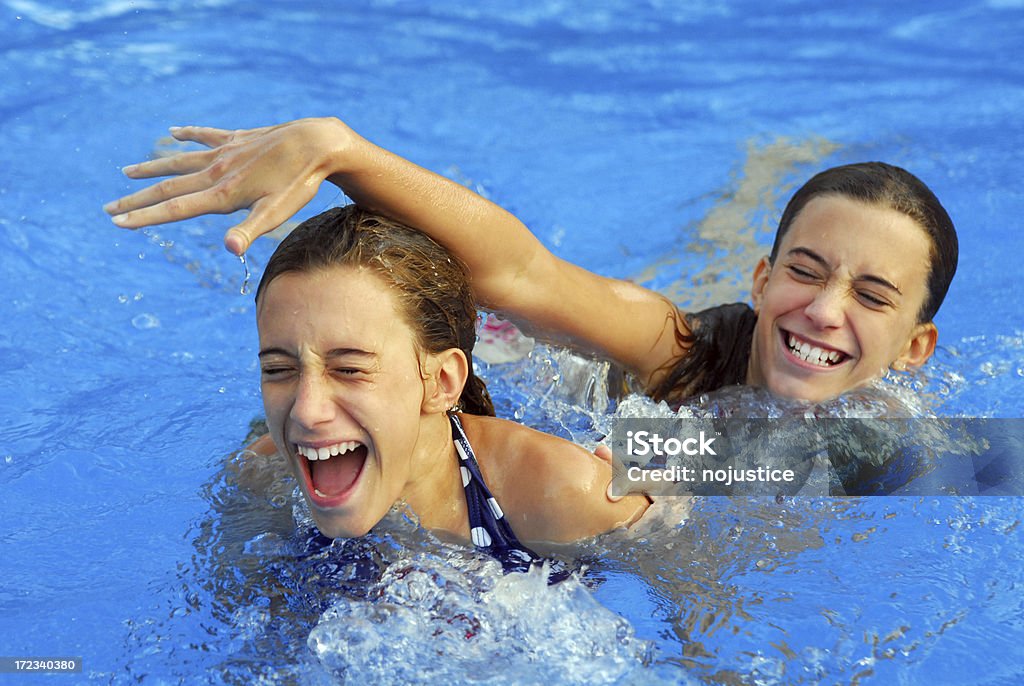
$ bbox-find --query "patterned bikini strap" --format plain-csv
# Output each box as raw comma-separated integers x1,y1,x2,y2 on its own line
448,412,520,550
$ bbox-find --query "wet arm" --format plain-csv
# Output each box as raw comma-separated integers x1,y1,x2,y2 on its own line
332,132,684,384
105,117,684,385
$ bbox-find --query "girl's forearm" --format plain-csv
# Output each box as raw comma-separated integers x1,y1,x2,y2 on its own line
324,120,550,311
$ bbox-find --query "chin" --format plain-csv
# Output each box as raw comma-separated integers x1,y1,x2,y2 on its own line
312,523,365,540
765,376,839,404
309,513,374,540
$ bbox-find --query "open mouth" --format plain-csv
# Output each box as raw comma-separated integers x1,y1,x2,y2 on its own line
295,440,368,504
782,330,850,368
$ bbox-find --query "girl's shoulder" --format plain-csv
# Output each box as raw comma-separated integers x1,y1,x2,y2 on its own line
456,414,648,543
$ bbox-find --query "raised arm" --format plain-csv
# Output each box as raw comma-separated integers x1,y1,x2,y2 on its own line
105,117,685,387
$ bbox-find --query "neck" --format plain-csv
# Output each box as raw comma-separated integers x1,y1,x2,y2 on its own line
745,346,760,387
398,411,467,536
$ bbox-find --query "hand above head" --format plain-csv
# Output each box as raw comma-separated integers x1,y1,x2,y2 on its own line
104,117,355,255
105,114,685,392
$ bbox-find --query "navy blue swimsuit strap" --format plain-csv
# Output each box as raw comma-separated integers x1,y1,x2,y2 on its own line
448,412,537,562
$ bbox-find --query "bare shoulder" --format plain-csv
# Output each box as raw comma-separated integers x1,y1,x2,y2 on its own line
457,414,599,481
457,414,648,543
457,414,574,464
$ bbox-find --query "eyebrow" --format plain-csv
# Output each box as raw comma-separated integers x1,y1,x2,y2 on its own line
787,247,903,295
258,347,378,359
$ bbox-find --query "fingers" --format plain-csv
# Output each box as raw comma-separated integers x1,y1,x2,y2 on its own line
170,124,277,147
107,121,315,251
118,123,260,180
112,126,251,187
119,150,213,180
109,187,234,229
105,170,213,216
168,125,236,147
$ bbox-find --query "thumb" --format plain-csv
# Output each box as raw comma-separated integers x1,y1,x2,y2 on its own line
224,200,276,255
593,443,627,503
224,192,308,255
225,225,254,256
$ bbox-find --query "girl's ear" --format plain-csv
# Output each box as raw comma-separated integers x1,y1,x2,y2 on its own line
894,322,938,370
751,256,772,315
421,348,469,413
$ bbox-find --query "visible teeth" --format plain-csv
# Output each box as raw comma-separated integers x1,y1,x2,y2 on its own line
314,489,326,497
787,334,843,367
297,441,362,461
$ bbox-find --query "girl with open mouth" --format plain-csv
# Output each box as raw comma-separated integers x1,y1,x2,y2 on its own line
248,205,649,556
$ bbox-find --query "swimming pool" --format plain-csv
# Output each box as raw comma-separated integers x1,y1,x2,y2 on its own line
2,0,1023,683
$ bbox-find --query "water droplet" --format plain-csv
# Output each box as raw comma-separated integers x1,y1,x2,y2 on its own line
131,313,160,330
239,253,251,295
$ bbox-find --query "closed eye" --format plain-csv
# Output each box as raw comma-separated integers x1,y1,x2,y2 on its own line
855,290,891,308
787,264,820,281
261,366,295,376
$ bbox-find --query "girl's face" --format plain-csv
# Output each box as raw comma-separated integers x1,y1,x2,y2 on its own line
748,195,937,403
256,266,430,538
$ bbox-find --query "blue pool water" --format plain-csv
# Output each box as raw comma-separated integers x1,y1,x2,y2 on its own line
2,1,1023,683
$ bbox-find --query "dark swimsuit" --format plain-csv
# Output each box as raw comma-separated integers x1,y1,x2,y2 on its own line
448,412,538,566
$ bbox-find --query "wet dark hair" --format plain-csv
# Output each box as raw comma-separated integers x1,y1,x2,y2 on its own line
770,161,958,324
254,205,495,417
648,303,756,403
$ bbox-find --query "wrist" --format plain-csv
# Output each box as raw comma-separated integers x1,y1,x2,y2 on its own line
317,117,371,184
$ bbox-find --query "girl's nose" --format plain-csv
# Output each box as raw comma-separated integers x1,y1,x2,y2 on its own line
804,286,846,329
291,373,335,428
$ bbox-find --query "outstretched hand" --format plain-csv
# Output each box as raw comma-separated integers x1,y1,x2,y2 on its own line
104,118,353,255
